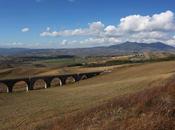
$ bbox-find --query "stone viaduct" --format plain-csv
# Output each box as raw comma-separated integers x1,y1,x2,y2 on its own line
0,71,102,93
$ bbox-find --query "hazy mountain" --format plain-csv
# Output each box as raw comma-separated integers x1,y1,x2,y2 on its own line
109,42,175,52
0,42,174,56
0,48,31,56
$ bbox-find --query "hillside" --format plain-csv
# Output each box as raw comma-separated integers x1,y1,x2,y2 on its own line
0,61,175,130
52,76,175,130
0,42,174,56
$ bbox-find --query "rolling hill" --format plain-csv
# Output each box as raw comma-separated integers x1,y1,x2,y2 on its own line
0,61,175,130
0,42,174,56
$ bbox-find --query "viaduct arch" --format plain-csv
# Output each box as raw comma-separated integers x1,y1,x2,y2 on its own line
0,71,102,93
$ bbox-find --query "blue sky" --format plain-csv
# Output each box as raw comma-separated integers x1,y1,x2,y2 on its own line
0,0,175,48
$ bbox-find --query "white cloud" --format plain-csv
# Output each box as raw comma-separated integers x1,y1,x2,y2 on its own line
60,40,69,45
105,25,117,33
40,21,104,37
11,42,24,46
21,27,30,33
89,21,105,31
58,37,121,48
118,10,175,32
40,10,175,46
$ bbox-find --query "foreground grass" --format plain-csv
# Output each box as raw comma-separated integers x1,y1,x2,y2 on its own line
53,76,175,130
0,61,175,130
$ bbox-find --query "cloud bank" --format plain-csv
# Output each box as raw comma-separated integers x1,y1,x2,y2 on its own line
40,10,175,46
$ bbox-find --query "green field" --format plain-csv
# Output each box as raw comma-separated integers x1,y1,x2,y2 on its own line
0,61,175,130
34,57,86,66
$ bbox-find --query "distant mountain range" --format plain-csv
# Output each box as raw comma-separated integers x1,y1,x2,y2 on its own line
0,42,175,56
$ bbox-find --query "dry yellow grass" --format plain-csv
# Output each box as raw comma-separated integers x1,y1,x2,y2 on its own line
0,61,175,130
0,64,123,80
52,76,175,130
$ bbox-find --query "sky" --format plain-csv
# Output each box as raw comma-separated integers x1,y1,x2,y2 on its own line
0,0,175,48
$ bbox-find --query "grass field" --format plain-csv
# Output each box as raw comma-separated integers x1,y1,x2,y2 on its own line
33,57,86,67
0,61,175,130
0,64,123,80
53,75,175,130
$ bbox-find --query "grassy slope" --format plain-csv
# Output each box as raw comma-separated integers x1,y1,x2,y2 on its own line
0,65,118,80
33,58,85,67
0,61,175,130
53,76,175,130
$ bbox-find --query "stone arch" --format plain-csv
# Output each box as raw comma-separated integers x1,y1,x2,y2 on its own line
33,79,47,90
13,81,29,92
65,76,76,84
0,82,8,93
50,77,62,87
81,75,88,80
